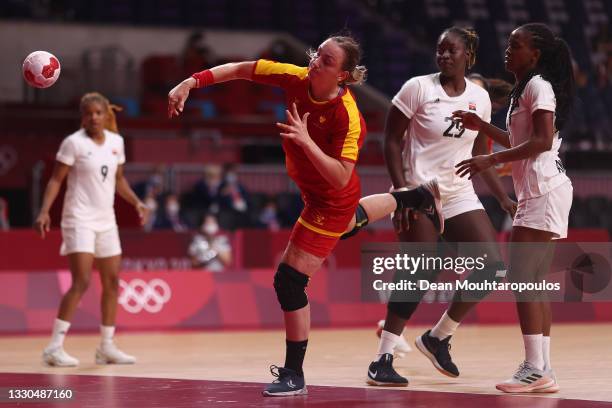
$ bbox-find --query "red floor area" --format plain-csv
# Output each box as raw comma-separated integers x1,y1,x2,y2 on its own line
1,373,610,408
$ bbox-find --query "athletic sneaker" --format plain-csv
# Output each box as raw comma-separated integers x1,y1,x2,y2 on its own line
42,347,79,367
415,330,459,377
417,179,444,234
366,353,409,386
262,365,307,397
532,369,560,393
375,320,412,357
495,361,554,393
95,343,136,364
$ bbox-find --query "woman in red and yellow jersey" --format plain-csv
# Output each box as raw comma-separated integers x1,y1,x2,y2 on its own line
168,35,436,396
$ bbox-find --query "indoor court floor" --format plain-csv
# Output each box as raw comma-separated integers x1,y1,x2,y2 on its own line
1,323,611,407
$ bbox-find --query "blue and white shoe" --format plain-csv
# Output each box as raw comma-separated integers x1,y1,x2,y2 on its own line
262,365,307,397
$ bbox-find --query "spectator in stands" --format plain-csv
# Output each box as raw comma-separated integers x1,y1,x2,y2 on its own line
154,193,187,232
134,163,167,200
216,164,251,229
187,213,232,271
258,197,280,231
0,197,9,231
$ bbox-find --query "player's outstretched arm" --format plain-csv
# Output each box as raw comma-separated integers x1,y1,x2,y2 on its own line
167,61,256,118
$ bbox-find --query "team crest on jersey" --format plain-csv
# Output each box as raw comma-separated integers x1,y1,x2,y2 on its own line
468,102,477,111
319,115,326,124
311,210,325,225
112,149,118,155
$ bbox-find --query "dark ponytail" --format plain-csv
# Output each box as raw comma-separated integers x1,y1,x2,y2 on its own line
508,23,575,130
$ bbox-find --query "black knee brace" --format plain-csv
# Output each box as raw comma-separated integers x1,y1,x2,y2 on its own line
340,204,369,240
387,301,420,320
386,268,439,320
453,260,507,302
273,263,309,312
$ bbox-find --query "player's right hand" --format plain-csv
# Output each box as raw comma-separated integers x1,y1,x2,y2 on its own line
392,208,418,233
35,212,51,239
452,110,483,131
167,78,195,118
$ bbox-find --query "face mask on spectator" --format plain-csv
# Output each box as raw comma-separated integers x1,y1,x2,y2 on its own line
202,221,219,235
166,202,179,216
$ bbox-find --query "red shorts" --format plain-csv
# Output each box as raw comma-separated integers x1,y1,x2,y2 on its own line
289,201,356,258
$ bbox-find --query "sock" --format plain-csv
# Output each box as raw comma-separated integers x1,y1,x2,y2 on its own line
430,311,460,340
284,339,308,377
390,189,424,211
100,325,115,346
47,318,71,350
376,330,400,360
523,334,544,370
542,336,551,371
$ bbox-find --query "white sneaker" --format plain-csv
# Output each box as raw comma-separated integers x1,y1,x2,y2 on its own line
95,342,136,365
496,361,554,393
42,347,79,367
376,320,412,358
533,369,560,393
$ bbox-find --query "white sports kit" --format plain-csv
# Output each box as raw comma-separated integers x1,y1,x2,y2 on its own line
507,75,572,239
393,73,492,220
56,129,125,257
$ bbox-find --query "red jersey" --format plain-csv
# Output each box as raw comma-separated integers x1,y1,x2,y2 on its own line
251,60,366,212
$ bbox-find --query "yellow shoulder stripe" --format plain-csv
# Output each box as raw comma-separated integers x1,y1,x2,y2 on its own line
340,92,361,161
255,60,308,79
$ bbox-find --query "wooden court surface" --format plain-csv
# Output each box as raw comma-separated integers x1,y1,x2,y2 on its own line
1,323,611,403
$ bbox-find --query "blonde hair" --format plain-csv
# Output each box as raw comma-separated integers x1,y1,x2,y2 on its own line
80,92,123,133
307,34,368,86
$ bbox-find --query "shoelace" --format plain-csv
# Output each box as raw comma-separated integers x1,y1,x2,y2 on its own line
436,338,453,363
513,361,531,380
269,365,286,384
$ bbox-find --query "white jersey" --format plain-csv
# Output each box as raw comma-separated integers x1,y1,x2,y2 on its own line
56,129,126,231
392,73,491,201
507,75,570,201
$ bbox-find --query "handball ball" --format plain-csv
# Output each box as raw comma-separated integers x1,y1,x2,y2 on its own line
22,51,61,89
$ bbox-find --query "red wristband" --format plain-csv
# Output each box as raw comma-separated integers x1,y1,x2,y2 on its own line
191,69,214,88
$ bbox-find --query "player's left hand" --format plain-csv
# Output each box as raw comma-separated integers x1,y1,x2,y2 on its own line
135,201,151,226
455,155,495,179
277,103,312,148
499,197,517,219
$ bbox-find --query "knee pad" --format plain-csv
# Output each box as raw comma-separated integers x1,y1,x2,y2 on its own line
340,204,369,240
387,301,420,320
273,263,309,312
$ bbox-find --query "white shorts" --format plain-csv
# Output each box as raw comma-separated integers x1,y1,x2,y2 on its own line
441,190,485,220
60,226,122,258
513,181,573,239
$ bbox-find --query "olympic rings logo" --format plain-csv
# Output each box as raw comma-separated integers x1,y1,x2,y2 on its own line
118,278,172,314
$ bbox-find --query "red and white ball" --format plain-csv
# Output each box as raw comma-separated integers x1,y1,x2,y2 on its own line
22,51,61,89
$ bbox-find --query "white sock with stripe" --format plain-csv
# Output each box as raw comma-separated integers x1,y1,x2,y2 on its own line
523,334,544,370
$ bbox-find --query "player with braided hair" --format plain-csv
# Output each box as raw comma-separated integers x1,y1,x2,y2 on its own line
362,27,516,387
454,23,575,393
